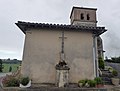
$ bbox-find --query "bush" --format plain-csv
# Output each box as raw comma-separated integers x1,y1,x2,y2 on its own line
88,80,96,87
98,57,105,69
112,70,118,76
94,77,102,85
20,77,29,86
3,76,19,87
78,79,89,87
78,79,86,87
108,67,113,73
6,78,19,87
78,79,96,87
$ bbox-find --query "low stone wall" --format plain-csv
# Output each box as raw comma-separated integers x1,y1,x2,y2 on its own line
2,87,108,91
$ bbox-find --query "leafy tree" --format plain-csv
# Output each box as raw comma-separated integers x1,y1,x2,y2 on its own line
9,66,12,72
105,56,120,63
0,59,3,72
111,56,120,63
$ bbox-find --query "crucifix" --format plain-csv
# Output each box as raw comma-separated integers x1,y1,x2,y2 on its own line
59,30,67,64
55,30,70,87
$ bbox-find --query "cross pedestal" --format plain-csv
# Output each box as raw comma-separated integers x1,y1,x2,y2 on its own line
55,30,70,87
55,62,70,87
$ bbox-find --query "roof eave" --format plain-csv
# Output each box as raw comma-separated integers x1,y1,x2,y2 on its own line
93,29,107,36
15,21,107,36
15,23,26,34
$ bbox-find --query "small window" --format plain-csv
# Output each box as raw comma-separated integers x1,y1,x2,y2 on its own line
87,14,90,20
81,13,84,20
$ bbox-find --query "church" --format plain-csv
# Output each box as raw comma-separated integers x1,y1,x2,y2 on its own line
16,6,107,86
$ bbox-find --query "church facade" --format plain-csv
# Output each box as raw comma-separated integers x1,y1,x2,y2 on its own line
16,6,107,84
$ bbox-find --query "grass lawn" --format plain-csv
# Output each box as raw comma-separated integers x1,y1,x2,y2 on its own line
2,63,20,73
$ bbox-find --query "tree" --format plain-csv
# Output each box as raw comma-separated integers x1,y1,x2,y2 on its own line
0,59,3,72
105,56,120,63
9,66,12,72
111,56,120,63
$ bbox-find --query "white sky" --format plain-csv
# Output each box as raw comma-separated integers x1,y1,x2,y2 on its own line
0,0,120,60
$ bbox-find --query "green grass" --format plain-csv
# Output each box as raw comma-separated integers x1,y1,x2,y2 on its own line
2,63,20,73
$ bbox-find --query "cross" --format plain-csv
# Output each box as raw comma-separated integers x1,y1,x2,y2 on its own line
59,30,67,62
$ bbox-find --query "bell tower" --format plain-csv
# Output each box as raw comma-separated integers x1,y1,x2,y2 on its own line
70,6,97,27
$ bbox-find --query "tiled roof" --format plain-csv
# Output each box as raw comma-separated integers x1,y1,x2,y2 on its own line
15,21,107,36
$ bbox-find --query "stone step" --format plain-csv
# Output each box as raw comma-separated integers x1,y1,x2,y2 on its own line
101,77,112,85
101,70,113,78
103,81,112,85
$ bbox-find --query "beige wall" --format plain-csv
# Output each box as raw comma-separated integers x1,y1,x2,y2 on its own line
21,28,95,84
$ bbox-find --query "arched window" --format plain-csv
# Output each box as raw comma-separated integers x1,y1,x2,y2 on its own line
87,14,90,20
81,13,84,20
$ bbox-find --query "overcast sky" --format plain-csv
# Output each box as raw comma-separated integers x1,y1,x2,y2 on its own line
0,0,120,60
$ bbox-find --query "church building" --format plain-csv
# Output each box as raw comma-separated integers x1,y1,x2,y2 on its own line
16,6,107,86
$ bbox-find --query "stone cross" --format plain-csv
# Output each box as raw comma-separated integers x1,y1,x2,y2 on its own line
59,30,67,62
56,30,70,87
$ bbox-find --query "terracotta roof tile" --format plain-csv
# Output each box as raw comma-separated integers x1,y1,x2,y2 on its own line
15,21,107,36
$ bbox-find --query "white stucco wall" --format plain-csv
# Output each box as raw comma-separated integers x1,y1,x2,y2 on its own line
21,28,95,84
